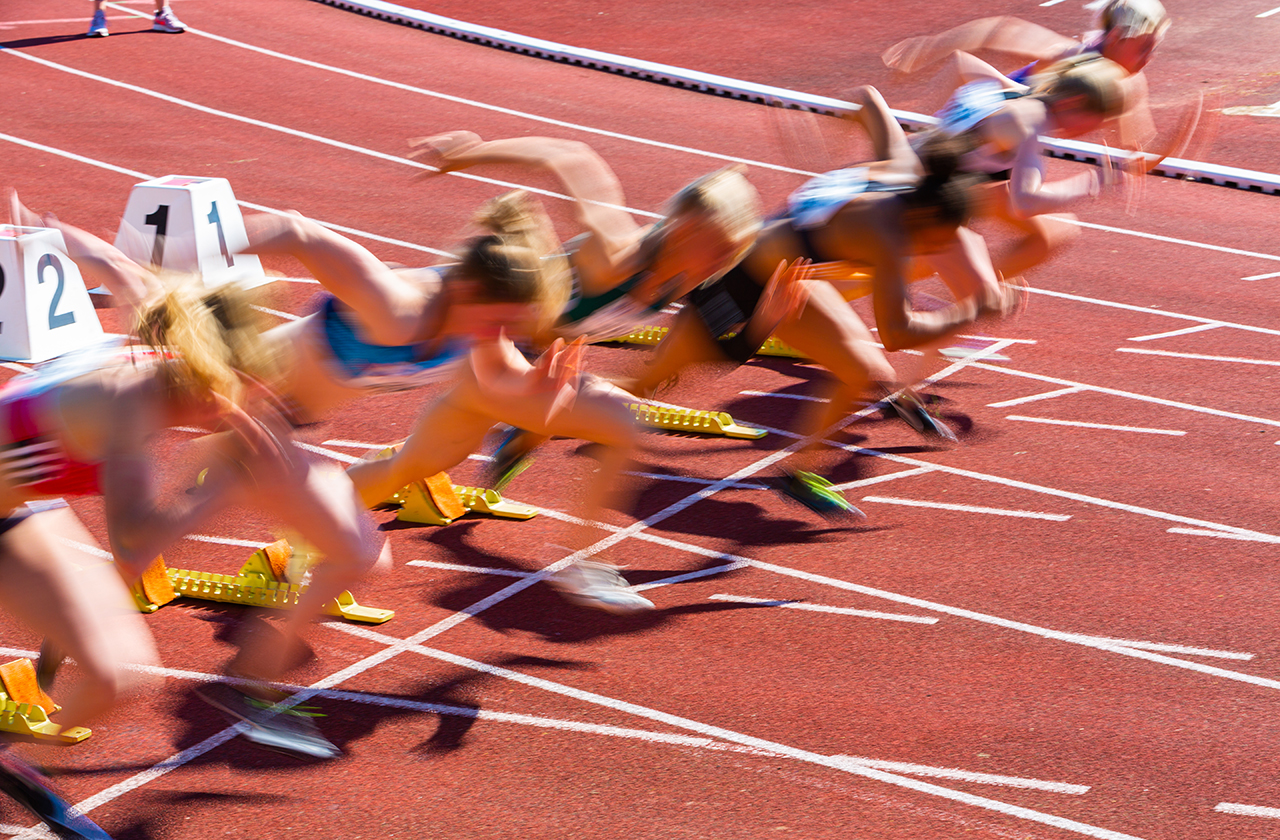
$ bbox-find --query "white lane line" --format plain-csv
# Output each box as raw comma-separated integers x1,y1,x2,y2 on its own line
1039,0,1069,6
1216,802,1280,817
101,2,810,178
1243,270,1280,280
1005,415,1186,436
0,132,450,257
530,507,1272,685
1167,527,1280,545
740,389,830,403
1127,323,1224,342
407,559,533,577
336,624,1145,840
1117,347,1280,367
321,439,395,449
1060,636,1253,660
1,362,32,374
829,466,938,492
708,593,939,624
987,386,1086,408
185,534,272,549
1055,216,1280,265
830,755,1088,794
1257,7,1280,18
626,469,768,490
294,442,362,464
860,495,1073,521
970,362,1280,430
633,563,746,591
251,304,301,321
1026,286,1280,338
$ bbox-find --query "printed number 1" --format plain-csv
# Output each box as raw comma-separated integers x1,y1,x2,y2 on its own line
144,204,170,267
208,202,233,268
37,254,76,329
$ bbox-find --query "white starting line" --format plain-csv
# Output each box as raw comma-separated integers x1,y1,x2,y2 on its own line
1116,347,1280,367
1216,801,1280,818
708,593,939,624
859,495,1073,521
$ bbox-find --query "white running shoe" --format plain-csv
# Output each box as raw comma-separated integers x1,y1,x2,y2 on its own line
87,10,109,37
152,6,187,33
552,561,655,615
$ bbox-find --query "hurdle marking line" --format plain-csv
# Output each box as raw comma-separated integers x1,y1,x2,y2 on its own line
1005,415,1187,436
334,624,1144,840
708,594,939,624
1127,323,1224,342
1216,802,1280,817
987,386,1086,408
860,495,1073,521
1116,347,1280,367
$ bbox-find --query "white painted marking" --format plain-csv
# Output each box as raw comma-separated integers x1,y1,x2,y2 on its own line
624,469,768,490
1062,636,1254,660
633,563,746,591
1243,270,1280,280
1039,0,1069,5
1055,217,1280,265
831,755,1088,794
339,624,1147,840
972,362,1280,430
1027,287,1280,338
1216,802,1280,817
294,441,361,464
860,495,1073,521
1167,527,1280,545
1005,415,1186,436
1127,323,1223,342
251,304,301,321
1117,347,1280,367
709,593,939,624
739,389,830,403
407,560,532,577
987,386,1085,408
186,534,271,549
321,439,394,450
54,538,112,561
1258,7,1280,18
1,362,32,374
531,507,1276,681
829,466,937,492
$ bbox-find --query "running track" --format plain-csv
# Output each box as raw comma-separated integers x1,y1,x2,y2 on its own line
1,2,1278,838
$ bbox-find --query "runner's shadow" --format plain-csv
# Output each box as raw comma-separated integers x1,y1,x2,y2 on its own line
108,791,292,840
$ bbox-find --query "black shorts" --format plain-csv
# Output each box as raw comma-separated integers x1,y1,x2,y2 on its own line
683,264,767,364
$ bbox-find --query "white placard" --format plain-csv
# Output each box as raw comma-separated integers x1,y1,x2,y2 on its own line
0,226,105,362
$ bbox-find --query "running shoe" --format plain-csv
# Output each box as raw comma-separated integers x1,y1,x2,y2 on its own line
484,427,536,492
87,10,108,37
152,7,186,33
194,682,340,760
882,392,958,443
551,561,655,615
780,470,865,520
0,749,111,840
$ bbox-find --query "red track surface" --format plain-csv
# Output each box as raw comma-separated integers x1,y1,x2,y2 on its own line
1,2,1279,839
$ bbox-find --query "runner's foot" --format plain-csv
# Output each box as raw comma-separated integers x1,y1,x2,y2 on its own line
779,470,865,520
194,681,339,760
551,561,655,614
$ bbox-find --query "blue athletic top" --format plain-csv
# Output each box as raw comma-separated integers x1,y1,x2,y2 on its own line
786,167,913,230
316,294,466,392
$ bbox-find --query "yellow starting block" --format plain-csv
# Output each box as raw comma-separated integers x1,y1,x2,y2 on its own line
608,325,809,360
629,403,766,439
388,471,538,526
130,541,394,624
0,658,91,743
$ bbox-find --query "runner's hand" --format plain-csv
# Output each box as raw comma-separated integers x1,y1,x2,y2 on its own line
407,131,484,174
753,258,813,338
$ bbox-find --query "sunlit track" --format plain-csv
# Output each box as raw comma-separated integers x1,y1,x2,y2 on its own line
1,2,1276,838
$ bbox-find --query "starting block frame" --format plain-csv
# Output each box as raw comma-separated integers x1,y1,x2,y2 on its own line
607,325,809,360
385,472,539,526
0,658,91,744
131,541,394,624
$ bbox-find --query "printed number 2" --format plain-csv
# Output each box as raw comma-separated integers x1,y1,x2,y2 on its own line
207,202,234,268
145,204,169,267
37,254,76,329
